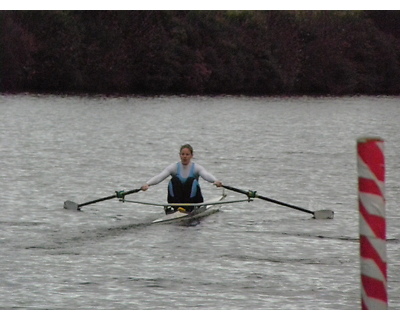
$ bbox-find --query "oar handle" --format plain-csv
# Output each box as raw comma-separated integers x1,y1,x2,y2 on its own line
122,188,142,196
222,185,254,197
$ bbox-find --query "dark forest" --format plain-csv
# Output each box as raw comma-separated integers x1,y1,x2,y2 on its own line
1,10,400,96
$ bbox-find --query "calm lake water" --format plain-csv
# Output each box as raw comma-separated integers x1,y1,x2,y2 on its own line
0,94,399,310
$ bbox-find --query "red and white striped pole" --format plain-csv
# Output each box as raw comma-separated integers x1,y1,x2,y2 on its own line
357,137,387,309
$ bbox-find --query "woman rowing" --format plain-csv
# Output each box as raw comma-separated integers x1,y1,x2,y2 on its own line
141,144,222,213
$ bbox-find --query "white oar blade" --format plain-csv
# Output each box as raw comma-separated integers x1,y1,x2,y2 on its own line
314,210,334,219
64,200,79,211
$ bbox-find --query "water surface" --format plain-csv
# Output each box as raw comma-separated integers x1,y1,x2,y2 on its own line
1,94,399,309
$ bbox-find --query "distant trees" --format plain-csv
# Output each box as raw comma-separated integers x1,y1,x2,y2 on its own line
1,10,400,95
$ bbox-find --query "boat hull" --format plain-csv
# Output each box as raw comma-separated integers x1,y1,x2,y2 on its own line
151,194,226,225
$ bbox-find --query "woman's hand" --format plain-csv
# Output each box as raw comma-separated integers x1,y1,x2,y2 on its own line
214,181,223,187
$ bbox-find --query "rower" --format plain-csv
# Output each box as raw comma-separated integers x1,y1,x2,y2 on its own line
138,144,222,213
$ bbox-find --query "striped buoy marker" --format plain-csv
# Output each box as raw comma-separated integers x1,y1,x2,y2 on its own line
357,137,387,309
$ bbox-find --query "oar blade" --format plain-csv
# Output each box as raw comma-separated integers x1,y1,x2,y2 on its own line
64,200,80,211
313,210,334,219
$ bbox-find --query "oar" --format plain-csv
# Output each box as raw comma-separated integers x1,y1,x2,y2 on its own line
64,188,142,211
222,185,334,219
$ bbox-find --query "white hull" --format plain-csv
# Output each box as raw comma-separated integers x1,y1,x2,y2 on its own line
151,194,226,224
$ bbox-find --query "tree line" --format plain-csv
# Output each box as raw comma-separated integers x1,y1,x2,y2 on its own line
1,10,400,96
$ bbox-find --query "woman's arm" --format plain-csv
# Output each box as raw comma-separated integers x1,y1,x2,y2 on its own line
143,163,177,188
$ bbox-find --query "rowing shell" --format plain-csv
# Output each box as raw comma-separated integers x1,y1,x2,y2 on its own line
121,193,253,224
152,194,227,224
